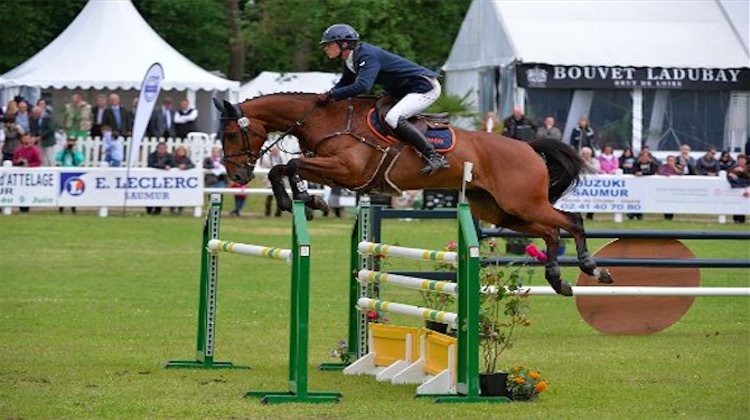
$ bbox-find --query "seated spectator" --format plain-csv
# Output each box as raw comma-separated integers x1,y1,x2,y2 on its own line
102,125,124,168
203,146,228,188
629,149,659,220
56,137,84,214
13,132,42,168
695,147,721,176
676,144,697,175
535,116,562,141
718,150,737,172
171,145,195,215
727,154,749,187
173,145,195,170
56,137,85,167
502,106,535,141
13,133,42,214
596,145,619,174
658,155,683,220
580,146,601,174
618,147,635,174
146,142,177,215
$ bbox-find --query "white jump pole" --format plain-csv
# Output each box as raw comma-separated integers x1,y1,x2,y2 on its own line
358,242,458,264
357,298,458,326
357,270,458,295
207,239,292,262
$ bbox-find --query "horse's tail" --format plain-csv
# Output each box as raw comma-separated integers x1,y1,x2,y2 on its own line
528,139,589,203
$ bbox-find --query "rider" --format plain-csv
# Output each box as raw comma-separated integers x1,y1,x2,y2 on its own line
317,23,449,175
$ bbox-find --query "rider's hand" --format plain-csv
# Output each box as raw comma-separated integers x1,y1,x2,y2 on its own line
316,91,331,105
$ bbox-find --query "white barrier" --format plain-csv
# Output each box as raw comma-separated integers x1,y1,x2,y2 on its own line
356,298,458,326
357,270,458,295
207,239,292,262
358,242,458,264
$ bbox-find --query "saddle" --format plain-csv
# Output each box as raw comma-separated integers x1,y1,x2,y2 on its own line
375,96,451,136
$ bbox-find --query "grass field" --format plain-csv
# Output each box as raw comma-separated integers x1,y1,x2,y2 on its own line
1,202,749,419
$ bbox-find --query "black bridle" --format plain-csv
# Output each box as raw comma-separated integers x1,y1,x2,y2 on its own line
217,101,320,169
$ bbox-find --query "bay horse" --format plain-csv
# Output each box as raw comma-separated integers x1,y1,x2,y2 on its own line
213,93,613,296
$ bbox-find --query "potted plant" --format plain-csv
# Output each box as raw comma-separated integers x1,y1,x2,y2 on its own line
477,262,533,397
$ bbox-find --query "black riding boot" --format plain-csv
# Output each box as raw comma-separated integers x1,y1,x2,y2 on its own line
394,116,449,175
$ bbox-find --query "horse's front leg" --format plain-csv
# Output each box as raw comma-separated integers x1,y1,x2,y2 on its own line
286,159,329,219
268,164,293,213
540,236,573,296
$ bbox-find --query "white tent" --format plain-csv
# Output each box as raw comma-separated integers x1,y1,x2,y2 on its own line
443,0,750,151
239,71,340,100
0,0,239,133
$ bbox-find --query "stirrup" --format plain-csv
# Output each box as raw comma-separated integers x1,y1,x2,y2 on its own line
421,154,450,175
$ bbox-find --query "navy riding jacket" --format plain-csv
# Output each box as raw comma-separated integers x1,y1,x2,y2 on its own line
330,42,440,101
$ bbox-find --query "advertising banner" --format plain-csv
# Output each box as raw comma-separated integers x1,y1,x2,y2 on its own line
0,169,58,207
555,175,750,215
58,168,203,206
517,64,750,91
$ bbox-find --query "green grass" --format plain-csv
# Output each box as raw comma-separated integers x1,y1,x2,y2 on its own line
1,205,749,419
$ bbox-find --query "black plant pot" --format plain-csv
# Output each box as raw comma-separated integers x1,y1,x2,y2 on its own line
479,371,511,398
424,320,449,335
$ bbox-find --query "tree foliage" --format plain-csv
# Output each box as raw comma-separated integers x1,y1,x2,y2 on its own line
0,0,471,82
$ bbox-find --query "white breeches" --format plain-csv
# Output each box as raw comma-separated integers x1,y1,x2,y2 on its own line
384,77,441,129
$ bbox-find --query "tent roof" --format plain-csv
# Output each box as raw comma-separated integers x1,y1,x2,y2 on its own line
239,71,340,99
444,0,750,71
0,0,238,92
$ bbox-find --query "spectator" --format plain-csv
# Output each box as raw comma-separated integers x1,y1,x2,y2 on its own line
596,145,619,174
502,106,535,141
658,155,683,220
146,142,177,215
13,133,42,213
5,100,19,121
482,111,501,134
170,145,195,215
2,121,24,162
13,101,31,134
174,98,198,139
101,125,124,168
695,147,721,176
64,93,93,140
619,147,635,174
535,116,562,141
159,98,177,138
727,154,749,187
570,117,596,152
30,106,57,166
628,149,659,220
260,146,286,217
718,150,737,172
103,93,132,138
641,145,661,165
676,144,697,175
55,137,85,214
90,94,108,138
229,182,247,217
580,146,600,220
203,146,228,188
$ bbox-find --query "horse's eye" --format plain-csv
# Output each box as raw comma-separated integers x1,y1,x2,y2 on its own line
226,132,238,141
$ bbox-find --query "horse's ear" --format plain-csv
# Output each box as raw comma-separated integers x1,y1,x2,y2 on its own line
212,97,225,114
223,100,237,118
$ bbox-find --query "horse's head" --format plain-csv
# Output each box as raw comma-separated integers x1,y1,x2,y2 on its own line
213,98,267,185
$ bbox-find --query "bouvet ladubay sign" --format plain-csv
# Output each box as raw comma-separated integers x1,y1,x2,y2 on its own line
517,63,750,90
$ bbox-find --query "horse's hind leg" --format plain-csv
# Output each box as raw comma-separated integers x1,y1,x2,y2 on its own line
503,219,573,296
558,210,613,283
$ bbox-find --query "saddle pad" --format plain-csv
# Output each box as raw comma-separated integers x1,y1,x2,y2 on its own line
366,108,456,153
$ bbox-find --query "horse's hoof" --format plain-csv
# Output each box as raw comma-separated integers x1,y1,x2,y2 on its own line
556,280,574,296
297,192,311,203
594,267,614,284
304,206,314,221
